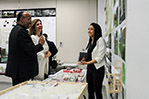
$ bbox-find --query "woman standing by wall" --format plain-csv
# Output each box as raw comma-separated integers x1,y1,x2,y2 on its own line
78,23,106,99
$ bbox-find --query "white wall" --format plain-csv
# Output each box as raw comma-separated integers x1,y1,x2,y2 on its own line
0,0,97,63
56,0,97,63
126,0,149,98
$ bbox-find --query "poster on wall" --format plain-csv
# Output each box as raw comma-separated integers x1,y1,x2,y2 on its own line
114,26,126,61
119,26,126,61
0,8,56,69
114,0,119,27
114,30,119,55
106,33,112,49
119,0,126,24
105,0,114,36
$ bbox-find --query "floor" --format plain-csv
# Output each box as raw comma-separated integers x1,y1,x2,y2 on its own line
0,75,12,91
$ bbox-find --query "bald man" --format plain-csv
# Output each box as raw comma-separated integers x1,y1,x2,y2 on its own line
5,11,45,86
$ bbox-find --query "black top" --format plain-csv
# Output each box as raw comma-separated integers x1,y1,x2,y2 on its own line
46,40,58,67
5,24,43,79
87,43,95,70
87,43,93,61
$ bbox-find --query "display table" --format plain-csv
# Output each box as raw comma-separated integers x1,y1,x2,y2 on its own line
45,68,86,82
0,81,87,99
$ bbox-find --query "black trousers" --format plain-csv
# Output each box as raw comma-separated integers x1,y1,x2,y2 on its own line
12,77,32,86
87,65,105,99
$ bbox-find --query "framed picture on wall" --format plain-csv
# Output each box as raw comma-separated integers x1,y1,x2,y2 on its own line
28,10,35,17
42,8,56,17
35,10,42,17
16,9,27,16
2,10,15,18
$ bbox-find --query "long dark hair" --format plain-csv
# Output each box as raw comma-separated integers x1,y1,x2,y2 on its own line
86,23,102,52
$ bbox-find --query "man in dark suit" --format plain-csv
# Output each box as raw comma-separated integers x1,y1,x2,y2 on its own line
43,33,58,75
5,11,45,86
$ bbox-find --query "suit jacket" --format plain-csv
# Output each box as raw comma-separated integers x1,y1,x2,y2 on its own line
5,24,43,79
92,37,106,69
